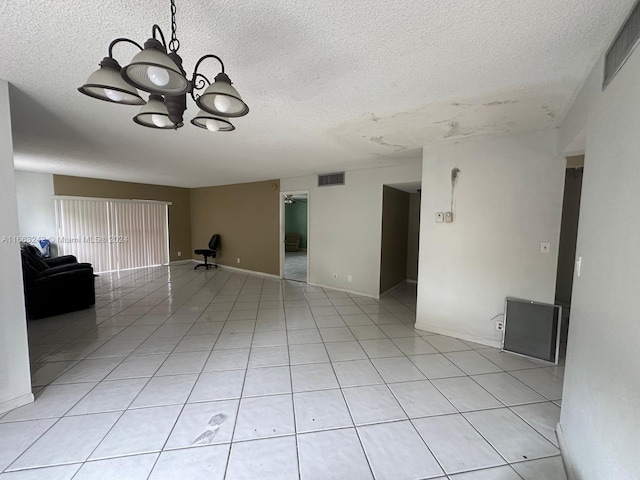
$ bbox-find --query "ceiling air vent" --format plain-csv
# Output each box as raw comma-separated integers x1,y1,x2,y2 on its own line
604,0,640,89
318,172,345,187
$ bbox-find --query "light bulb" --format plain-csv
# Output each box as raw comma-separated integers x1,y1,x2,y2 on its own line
104,89,124,102
213,95,231,113
152,114,169,128
205,119,220,132
147,66,170,87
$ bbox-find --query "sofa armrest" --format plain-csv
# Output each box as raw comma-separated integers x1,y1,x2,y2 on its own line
31,268,94,286
44,255,78,267
41,263,93,276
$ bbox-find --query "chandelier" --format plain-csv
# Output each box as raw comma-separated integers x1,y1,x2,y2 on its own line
78,0,248,132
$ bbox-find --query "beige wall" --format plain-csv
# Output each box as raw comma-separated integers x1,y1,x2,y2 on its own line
380,186,409,294
53,175,191,262
190,180,280,275
406,192,420,281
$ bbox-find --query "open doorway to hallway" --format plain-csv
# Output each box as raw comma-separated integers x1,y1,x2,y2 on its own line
379,182,421,296
281,192,309,282
554,155,584,360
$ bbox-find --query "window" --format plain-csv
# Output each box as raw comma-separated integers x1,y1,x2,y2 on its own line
54,197,170,273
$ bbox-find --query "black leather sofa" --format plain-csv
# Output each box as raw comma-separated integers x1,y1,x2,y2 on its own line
20,244,96,319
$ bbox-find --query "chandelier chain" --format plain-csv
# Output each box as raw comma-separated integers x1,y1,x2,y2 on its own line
169,0,180,53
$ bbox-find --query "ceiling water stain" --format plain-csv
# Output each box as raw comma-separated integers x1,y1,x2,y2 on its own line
484,100,518,106
369,136,409,152
442,121,475,139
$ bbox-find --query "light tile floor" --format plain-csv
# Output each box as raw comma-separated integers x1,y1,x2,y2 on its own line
284,251,307,282
0,265,567,479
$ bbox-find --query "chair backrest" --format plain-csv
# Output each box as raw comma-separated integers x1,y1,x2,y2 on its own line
285,233,300,243
208,234,220,251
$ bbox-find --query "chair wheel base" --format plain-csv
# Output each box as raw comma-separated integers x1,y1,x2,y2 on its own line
194,263,218,270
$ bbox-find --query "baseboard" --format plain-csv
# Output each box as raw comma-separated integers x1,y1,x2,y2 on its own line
307,282,379,299
219,264,281,279
414,321,501,349
0,392,34,415
191,260,281,280
556,422,577,480
406,279,418,284
170,260,192,265
380,281,407,297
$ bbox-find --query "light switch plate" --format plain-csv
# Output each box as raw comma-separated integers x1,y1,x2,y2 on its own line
435,212,444,223
540,242,550,254
444,212,453,223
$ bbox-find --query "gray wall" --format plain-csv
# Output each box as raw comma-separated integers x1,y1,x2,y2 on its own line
557,37,640,480
15,171,57,257
0,80,33,414
285,200,308,248
380,186,409,294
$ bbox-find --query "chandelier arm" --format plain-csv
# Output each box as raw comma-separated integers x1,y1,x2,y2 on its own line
151,24,168,50
190,73,212,102
192,54,226,78
107,38,143,59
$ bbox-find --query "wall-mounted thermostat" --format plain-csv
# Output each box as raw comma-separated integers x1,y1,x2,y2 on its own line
445,212,453,223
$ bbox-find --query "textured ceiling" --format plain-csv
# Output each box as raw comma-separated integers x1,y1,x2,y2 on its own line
0,0,635,187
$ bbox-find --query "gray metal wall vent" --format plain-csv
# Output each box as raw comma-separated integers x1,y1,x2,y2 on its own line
604,0,640,89
318,172,345,187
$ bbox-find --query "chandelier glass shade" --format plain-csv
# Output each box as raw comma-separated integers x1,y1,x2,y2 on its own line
133,95,174,129
77,57,145,105
78,0,248,132
191,111,235,132
196,73,249,117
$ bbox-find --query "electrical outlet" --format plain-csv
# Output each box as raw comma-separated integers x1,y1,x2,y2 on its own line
435,212,444,223
444,211,453,223
177,251,181,257
332,273,338,279
496,321,504,331
236,258,240,264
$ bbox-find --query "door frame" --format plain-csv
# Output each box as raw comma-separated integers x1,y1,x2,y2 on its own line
280,190,310,282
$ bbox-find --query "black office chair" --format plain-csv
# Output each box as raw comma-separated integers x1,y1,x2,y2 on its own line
194,234,220,270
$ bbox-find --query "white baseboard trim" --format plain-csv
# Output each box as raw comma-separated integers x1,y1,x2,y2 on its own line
0,392,34,415
380,281,407,297
556,422,577,480
406,279,418,284
219,264,281,279
307,282,379,299
413,321,501,349
191,260,281,280
170,260,192,265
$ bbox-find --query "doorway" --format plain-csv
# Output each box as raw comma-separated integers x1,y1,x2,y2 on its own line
379,183,421,296
281,192,309,282
554,156,584,356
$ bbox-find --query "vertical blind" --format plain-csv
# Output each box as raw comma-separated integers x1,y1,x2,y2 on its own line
54,197,170,273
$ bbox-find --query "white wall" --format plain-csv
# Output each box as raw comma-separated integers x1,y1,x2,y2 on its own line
416,130,565,347
556,41,640,480
14,171,57,255
0,80,33,414
281,161,422,297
